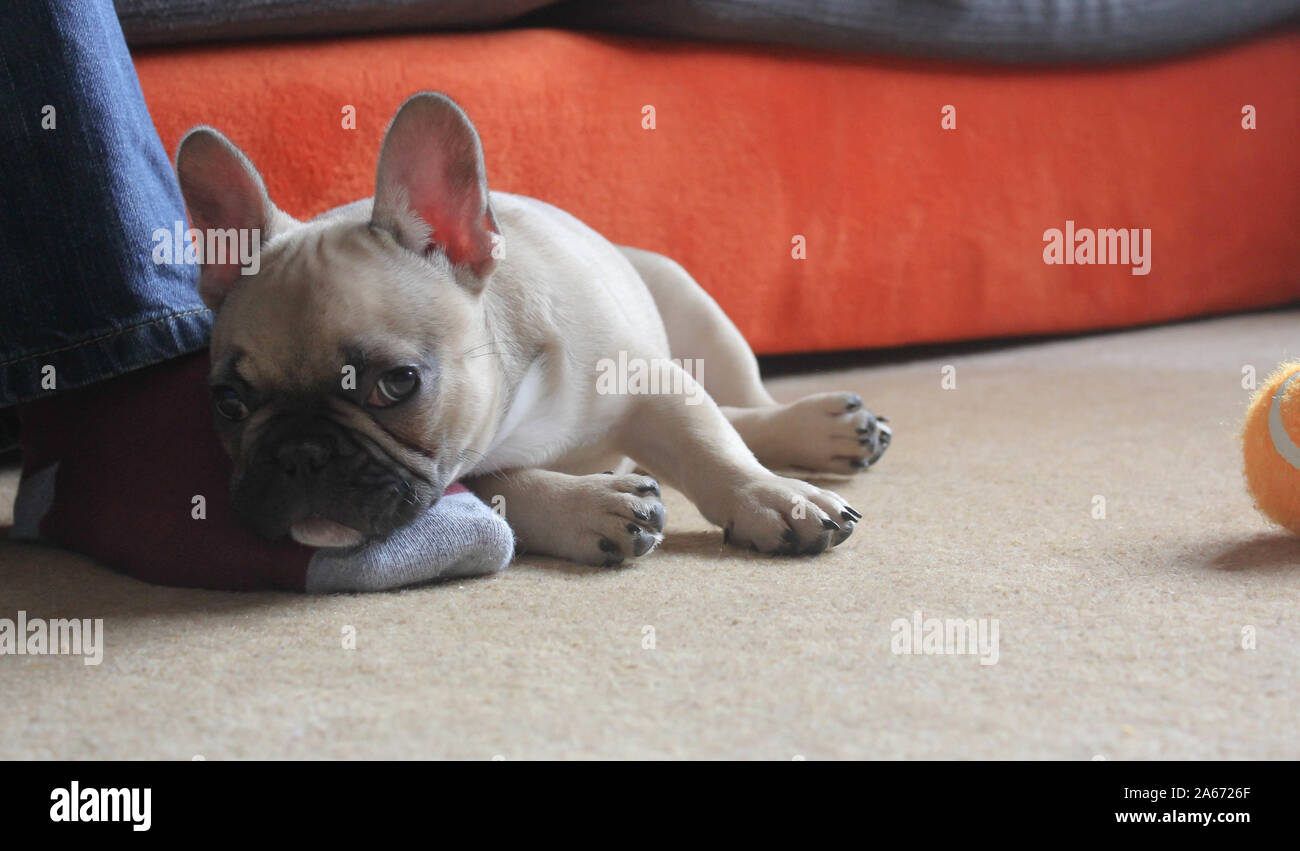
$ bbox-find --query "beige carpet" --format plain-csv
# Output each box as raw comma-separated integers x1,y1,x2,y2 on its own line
2,310,1299,760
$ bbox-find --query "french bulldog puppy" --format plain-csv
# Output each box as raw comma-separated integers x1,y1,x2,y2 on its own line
175,92,890,567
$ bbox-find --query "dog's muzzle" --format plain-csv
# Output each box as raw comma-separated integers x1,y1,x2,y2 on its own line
231,412,437,545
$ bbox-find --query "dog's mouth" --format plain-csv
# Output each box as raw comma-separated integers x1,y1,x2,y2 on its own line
230,412,440,546
289,515,367,548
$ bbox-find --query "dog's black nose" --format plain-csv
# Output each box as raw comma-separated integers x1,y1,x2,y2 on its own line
274,437,333,476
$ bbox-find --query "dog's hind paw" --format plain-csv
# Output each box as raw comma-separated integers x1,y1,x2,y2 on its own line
734,391,891,475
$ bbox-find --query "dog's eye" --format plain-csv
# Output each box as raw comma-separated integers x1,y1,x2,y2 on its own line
369,366,420,408
211,387,249,421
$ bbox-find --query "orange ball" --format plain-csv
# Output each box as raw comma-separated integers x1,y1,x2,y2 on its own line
1242,361,1300,534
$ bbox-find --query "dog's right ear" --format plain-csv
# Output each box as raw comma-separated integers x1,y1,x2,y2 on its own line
175,127,279,310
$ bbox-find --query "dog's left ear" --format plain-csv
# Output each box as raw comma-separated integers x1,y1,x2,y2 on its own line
372,92,501,284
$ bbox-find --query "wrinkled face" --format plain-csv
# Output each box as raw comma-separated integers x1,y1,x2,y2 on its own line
177,92,505,547
207,223,495,547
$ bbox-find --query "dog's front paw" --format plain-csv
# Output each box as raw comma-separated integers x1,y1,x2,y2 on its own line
722,475,859,555
562,473,666,567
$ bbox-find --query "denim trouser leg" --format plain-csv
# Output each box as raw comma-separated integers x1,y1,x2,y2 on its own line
0,0,211,408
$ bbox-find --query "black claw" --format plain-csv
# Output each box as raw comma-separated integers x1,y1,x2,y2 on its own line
852,458,870,469
821,517,841,531
842,506,862,521
631,507,649,522
844,393,863,412
603,470,614,475
598,537,618,553
626,522,641,535
637,479,661,497
631,533,657,557
856,426,874,435
646,501,666,532
781,528,797,544
865,431,891,466
877,415,889,424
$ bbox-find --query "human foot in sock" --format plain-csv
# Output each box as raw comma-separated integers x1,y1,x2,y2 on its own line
11,352,514,592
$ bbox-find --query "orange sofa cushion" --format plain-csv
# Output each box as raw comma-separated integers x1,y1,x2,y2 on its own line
134,29,1299,355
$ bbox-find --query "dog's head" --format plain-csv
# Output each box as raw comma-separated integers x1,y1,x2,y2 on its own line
176,93,504,547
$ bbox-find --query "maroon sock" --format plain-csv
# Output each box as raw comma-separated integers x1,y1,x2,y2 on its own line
17,352,315,591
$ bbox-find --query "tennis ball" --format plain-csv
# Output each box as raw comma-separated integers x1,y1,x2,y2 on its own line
1242,360,1300,534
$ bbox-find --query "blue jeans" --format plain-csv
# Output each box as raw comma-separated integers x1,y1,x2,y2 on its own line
0,0,211,409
